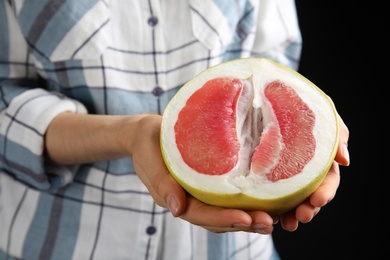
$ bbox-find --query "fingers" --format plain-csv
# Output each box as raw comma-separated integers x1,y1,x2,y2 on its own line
247,210,275,234
154,170,187,216
295,200,321,223
310,161,340,208
180,196,252,227
278,160,340,231
326,98,350,166
137,149,189,217
178,196,275,234
335,114,350,166
279,210,299,231
294,162,339,225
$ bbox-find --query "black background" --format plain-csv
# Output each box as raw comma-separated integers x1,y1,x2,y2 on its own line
271,1,383,259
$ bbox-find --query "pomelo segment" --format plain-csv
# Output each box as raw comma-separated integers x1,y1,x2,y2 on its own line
160,58,339,215
256,80,316,182
174,78,243,175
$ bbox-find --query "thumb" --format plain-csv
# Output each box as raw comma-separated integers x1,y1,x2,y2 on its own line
160,171,188,217
335,114,350,166
134,157,188,217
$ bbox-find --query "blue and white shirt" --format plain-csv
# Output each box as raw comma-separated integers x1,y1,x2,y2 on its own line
0,0,302,259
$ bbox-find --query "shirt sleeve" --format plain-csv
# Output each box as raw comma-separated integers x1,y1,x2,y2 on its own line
252,0,302,70
0,0,88,191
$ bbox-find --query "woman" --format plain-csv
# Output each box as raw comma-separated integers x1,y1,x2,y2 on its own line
0,0,349,259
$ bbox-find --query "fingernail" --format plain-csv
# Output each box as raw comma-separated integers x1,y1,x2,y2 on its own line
253,224,270,229
254,229,268,234
313,207,321,217
167,195,179,216
343,144,350,166
233,223,250,228
253,224,271,234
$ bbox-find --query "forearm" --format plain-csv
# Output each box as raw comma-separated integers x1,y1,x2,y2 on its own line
44,112,147,165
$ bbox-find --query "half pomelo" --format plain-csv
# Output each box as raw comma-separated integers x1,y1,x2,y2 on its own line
160,58,339,215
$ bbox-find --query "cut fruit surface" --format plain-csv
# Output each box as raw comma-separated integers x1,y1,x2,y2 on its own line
160,57,339,215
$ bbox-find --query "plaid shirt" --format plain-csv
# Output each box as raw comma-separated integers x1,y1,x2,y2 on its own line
0,0,301,259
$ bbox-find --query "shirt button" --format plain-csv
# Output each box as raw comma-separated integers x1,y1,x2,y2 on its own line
146,226,157,235
152,86,164,96
148,16,158,26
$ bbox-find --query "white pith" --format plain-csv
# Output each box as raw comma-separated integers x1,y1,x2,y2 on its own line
161,58,338,199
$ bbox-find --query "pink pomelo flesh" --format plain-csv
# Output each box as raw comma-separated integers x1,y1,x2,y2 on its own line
174,78,242,175
260,81,316,181
174,77,316,182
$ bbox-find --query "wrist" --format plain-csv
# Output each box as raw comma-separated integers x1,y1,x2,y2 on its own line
125,114,162,156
